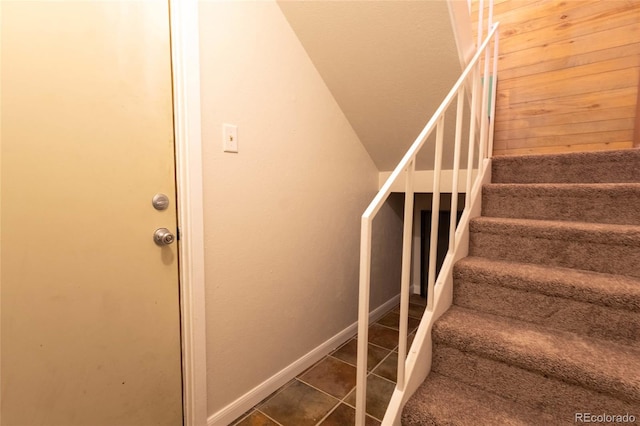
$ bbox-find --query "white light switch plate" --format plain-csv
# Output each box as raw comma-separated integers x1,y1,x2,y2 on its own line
223,123,238,153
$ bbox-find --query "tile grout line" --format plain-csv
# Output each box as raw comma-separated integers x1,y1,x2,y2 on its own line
313,402,342,426
234,302,427,425
370,370,400,386
340,368,398,424
242,378,299,425
376,317,424,330
229,410,253,426
340,394,385,424
295,377,343,402
293,376,345,422
340,348,400,424
374,323,399,331
258,377,297,406
331,332,397,364
298,362,393,424
231,408,285,426
255,408,285,426
368,351,396,378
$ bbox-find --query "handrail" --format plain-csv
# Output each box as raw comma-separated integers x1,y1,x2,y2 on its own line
355,19,500,426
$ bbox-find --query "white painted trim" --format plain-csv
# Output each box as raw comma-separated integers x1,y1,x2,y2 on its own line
0,7,3,426
447,0,476,68
206,295,401,426
381,159,492,425
169,1,208,426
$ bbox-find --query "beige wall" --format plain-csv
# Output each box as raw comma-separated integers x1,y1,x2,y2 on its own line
199,0,401,417
371,193,404,304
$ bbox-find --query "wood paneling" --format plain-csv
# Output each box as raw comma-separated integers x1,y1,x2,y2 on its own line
473,0,640,156
636,70,640,147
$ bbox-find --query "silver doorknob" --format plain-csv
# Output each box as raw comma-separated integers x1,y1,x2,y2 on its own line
154,228,175,246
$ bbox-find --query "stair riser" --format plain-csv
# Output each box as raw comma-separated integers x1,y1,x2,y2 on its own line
492,149,640,184
482,187,640,226
431,345,639,421
453,279,640,346
469,230,640,278
432,310,640,403
401,372,559,426
454,258,640,313
405,149,640,424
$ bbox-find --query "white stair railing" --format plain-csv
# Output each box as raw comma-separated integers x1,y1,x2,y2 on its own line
355,13,499,426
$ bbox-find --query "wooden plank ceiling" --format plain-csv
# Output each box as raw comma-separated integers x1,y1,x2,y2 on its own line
473,0,640,156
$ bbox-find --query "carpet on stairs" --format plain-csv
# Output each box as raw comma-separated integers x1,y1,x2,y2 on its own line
401,149,640,425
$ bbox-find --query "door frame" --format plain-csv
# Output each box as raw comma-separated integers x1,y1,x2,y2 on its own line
169,1,208,425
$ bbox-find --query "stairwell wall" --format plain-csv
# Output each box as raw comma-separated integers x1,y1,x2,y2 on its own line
198,1,402,420
473,0,640,156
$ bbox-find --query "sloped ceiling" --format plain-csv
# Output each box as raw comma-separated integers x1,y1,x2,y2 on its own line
278,0,468,171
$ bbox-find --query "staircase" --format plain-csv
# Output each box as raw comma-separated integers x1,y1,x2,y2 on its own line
402,149,640,425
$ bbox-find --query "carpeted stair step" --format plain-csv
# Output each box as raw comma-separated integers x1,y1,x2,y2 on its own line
432,306,640,405
404,149,640,423
401,372,562,426
452,257,640,345
482,183,640,225
492,149,640,184
454,257,640,312
431,345,640,422
469,216,640,278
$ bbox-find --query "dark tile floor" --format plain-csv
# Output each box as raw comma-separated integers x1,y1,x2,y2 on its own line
231,295,427,426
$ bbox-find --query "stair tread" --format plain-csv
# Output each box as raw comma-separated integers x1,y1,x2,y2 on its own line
402,372,563,426
454,257,640,312
453,257,640,345
484,182,640,198
431,345,640,421
433,306,640,402
405,150,640,422
470,216,640,246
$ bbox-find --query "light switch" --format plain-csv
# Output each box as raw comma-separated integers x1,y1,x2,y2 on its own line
223,123,238,153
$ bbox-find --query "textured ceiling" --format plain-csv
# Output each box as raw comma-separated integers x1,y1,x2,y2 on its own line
278,0,470,171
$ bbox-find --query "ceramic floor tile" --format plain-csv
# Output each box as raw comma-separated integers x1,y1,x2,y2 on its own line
298,356,356,399
237,305,408,425
331,338,391,371
234,410,280,426
318,403,381,426
259,380,338,426
368,323,399,350
409,294,427,306
392,302,427,320
345,375,396,421
376,311,420,332
372,352,397,383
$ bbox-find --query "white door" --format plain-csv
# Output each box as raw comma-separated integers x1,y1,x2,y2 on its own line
1,1,183,425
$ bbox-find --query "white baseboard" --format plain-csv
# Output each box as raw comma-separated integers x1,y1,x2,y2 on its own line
206,294,400,426
411,281,420,296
